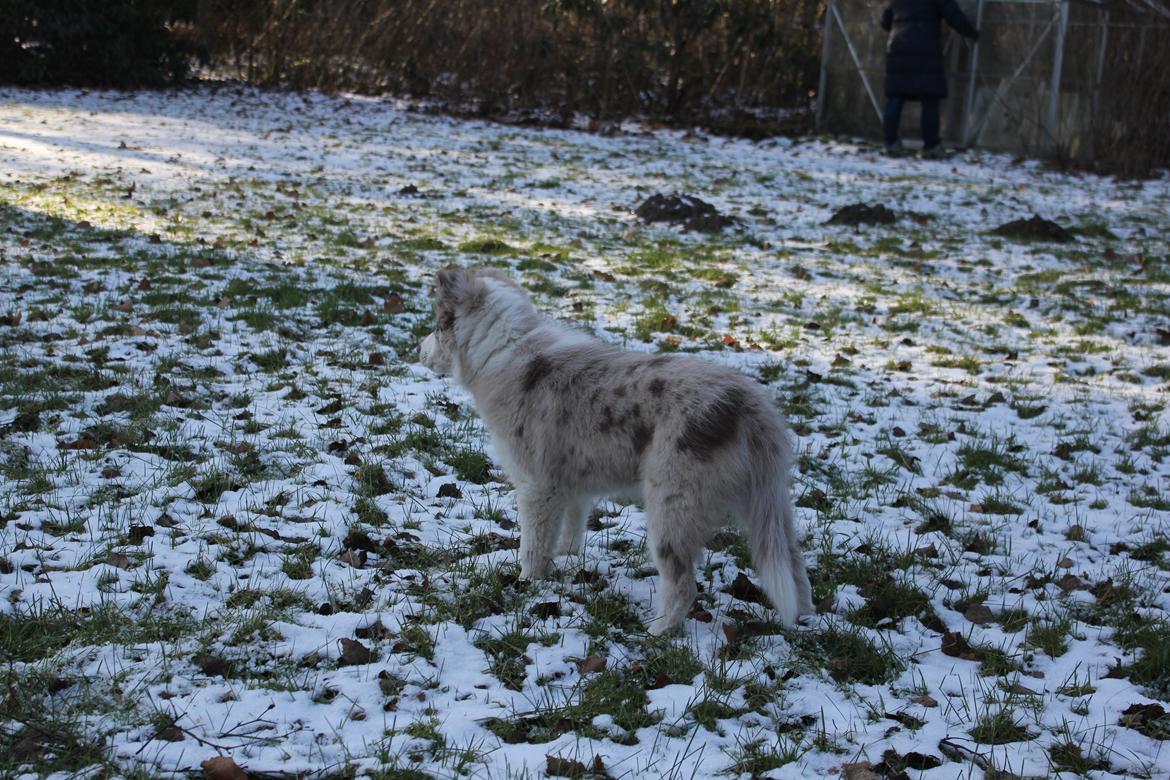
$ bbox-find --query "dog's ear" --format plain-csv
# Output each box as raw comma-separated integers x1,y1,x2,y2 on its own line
434,266,469,303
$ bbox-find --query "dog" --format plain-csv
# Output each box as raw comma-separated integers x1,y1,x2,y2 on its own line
419,267,813,634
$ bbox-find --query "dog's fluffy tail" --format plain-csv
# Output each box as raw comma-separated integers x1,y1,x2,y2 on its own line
742,463,813,626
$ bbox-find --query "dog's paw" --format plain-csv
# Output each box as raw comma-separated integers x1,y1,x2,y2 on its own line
519,558,551,581
647,617,681,637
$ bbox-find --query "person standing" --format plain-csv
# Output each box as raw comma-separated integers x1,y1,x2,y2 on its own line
881,0,979,158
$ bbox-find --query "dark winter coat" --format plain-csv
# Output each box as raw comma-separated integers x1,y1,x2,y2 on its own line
881,0,979,99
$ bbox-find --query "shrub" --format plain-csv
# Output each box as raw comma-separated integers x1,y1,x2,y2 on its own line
0,0,192,87
189,0,822,128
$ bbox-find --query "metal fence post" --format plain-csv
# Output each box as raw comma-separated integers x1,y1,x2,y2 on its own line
815,0,837,132
1089,6,1110,158
830,2,885,123
962,0,986,146
1045,0,1070,154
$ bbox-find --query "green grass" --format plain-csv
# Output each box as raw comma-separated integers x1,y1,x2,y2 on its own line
1116,620,1170,699
0,603,192,663
4,90,1170,779
799,623,905,685
968,709,1033,744
446,448,493,484
485,667,660,744
725,734,807,775
848,577,939,630
474,627,557,690
953,437,1029,485
1028,616,1073,657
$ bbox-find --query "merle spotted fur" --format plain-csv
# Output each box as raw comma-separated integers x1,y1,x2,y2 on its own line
419,267,812,634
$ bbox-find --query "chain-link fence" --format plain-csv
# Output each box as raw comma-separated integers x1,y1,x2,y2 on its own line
816,0,1170,165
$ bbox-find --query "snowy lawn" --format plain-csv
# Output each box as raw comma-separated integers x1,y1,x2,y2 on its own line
1,86,1169,780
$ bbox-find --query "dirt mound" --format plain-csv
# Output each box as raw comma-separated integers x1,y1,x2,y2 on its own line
827,202,897,226
993,215,1073,243
634,193,736,233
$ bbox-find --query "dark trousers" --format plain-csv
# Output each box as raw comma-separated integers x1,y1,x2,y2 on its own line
883,95,941,148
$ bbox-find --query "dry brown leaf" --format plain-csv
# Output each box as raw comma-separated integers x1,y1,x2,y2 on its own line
201,755,248,780
338,637,373,666
964,603,994,625
576,655,607,674
941,631,977,660
383,293,406,314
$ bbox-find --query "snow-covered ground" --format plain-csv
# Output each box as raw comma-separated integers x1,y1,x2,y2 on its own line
1,86,1168,779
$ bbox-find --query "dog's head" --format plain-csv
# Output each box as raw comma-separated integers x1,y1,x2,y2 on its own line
418,267,469,376
418,266,535,380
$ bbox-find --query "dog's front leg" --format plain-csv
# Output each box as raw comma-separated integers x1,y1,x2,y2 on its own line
516,488,564,579
556,496,592,556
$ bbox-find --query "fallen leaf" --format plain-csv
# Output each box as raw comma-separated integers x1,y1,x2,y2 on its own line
106,552,133,569
726,572,767,604
437,482,462,499
885,710,925,729
128,525,155,544
338,637,374,666
842,761,881,780
201,756,247,780
964,604,994,625
1002,681,1041,696
941,631,977,660
353,622,390,640
1119,702,1169,739
902,752,943,770
316,399,344,415
687,604,713,622
338,549,366,569
192,654,231,677
156,725,184,742
383,293,406,314
576,655,607,674
546,755,586,778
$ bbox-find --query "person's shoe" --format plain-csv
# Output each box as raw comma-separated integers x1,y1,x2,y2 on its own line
882,140,908,157
921,144,949,160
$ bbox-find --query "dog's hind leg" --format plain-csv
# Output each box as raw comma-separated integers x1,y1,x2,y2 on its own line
645,494,705,636
516,488,564,580
556,495,592,556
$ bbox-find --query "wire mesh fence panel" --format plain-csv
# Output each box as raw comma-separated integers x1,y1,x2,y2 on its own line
818,0,889,140
818,0,1170,170
964,0,1065,154
819,0,981,145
